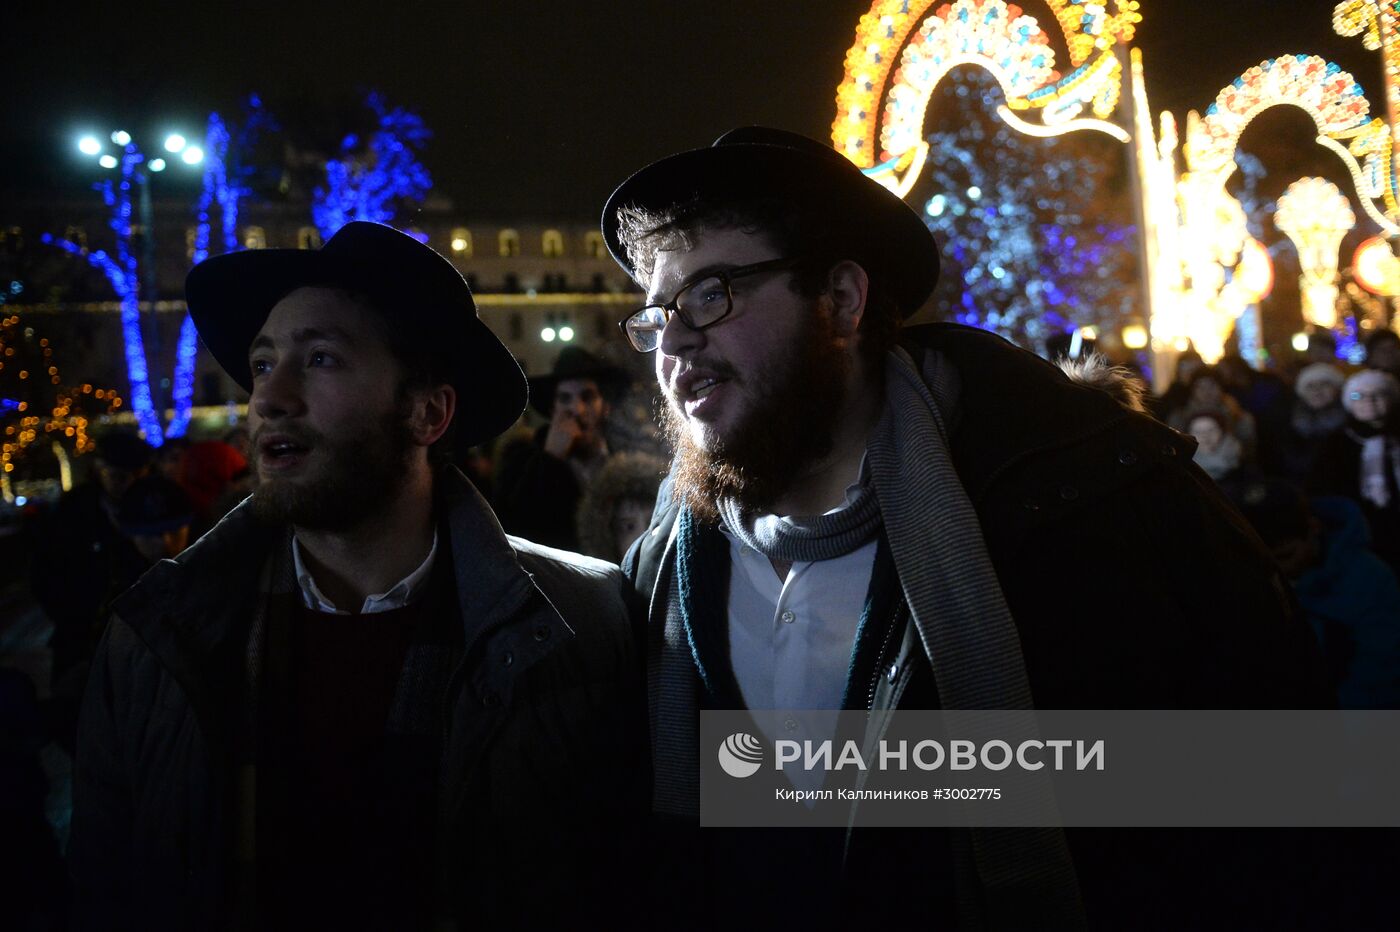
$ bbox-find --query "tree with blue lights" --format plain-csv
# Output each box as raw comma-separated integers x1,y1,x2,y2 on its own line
312,92,432,241
918,67,1138,354
42,97,274,446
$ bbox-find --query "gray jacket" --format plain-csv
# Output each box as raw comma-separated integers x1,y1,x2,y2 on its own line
71,467,644,930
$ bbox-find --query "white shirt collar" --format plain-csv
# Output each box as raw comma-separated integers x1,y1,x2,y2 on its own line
291,530,439,615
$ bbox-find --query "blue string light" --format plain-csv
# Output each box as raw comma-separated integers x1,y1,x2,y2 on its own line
312,92,432,240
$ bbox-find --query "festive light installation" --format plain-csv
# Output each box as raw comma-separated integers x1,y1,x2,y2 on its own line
40,140,165,446
917,68,1137,350
0,313,119,499
1354,234,1400,294
312,92,432,241
1275,178,1356,329
833,0,1140,195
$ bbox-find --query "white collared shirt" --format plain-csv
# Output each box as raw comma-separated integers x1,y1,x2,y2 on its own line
723,467,877,738
291,531,439,615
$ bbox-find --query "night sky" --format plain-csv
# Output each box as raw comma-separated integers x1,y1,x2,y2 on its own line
2,0,1373,220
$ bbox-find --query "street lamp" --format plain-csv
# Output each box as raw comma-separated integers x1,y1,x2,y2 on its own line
73,126,203,437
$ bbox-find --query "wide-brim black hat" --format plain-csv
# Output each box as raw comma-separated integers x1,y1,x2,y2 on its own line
186,221,526,447
527,347,632,417
601,126,939,317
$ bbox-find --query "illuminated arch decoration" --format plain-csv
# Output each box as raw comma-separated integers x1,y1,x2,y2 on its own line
832,0,1140,195
1184,55,1388,231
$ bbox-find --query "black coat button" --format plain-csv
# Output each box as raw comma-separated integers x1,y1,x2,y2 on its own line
481,693,500,708
1023,499,1040,511
1160,443,1177,456
1118,450,1138,465
1060,486,1080,501
502,651,514,667
533,625,551,642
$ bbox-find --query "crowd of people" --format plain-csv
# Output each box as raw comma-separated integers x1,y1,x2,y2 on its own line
1148,331,1400,708
0,125,1396,928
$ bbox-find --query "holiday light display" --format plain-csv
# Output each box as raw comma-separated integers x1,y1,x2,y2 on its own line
1275,178,1356,329
0,312,121,501
833,0,1139,195
1354,234,1400,294
312,92,432,240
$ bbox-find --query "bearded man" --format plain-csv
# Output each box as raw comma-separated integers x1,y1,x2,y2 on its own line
70,222,642,930
604,128,1335,928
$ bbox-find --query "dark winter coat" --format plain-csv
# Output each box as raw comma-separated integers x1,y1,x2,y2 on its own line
1294,496,1400,708
70,467,644,930
493,427,588,551
626,324,1344,929
1309,418,1400,573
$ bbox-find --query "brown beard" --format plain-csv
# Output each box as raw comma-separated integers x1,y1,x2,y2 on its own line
250,395,416,532
661,309,850,522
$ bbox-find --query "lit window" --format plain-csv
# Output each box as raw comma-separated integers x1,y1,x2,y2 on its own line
583,231,606,258
542,229,564,258
298,227,322,250
243,226,267,250
451,228,473,256
499,229,520,257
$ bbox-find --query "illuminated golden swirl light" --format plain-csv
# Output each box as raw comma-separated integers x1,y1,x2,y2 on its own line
831,0,1139,195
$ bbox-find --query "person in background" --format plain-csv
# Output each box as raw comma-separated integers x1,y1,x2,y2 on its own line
178,439,248,535
1167,365,1258,461
574,450,666,563
1186,411,1244,483
116,475,196,563
30,429,152,690
1310,369,1400,574
494,346,631,551
1363,328,1400,380
1149,348,1203,420
1260,362,1348,482
1228,479,1400,708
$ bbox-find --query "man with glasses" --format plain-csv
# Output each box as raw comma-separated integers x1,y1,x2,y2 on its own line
603,127,1332,927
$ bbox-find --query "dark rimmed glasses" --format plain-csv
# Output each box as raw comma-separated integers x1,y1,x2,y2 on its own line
618,256,804,352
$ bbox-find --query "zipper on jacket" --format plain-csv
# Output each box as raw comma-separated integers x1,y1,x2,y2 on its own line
867,606,905,710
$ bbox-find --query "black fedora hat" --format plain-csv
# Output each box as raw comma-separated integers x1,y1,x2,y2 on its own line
185,221,526,447
600,126,939,317
527,347,632,417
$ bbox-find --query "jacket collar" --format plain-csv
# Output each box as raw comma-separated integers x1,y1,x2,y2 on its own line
111,466,551,694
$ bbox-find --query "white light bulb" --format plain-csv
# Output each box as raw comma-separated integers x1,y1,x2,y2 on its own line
78,136,102,156
541,327,557,343
111,130,131,146
164,133,187,153
98,154,119,169
181,146,204,165
148,158,167,172
558,326,575,342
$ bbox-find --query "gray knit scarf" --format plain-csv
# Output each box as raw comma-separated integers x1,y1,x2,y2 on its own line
716,470,882,563
649,345,1085,929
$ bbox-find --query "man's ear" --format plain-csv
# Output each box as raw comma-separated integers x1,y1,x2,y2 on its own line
826,260,870,338
411,384,456,447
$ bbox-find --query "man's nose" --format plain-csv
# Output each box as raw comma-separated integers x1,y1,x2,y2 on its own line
250,360,305,421
657,310,704,358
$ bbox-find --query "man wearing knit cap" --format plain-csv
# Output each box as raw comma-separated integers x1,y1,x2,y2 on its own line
71,222,641,929
604,127,1331,928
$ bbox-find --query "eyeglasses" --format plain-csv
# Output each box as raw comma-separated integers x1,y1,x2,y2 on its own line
618,256,804,352
1349,390,1389,402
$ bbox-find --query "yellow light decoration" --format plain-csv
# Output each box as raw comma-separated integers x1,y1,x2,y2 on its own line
832,0,1138,194
1275,177,1356,329
1354,234,1400,294
1122,323,1149,349
1187,55,1370,177
1235,236,1275,303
